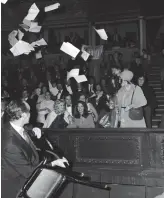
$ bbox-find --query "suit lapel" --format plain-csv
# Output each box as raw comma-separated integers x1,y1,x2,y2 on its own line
8,123,39,165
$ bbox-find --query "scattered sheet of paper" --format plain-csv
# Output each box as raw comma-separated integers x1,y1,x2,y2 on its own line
1,0,8,4
45,3,60,12
35,50,42,59
67,69,88,83
18,29,24,40
20,19,31,31
60,42,80,58
19,24,30,31
8,30,18,46
67,69,79,81
23,19,31,27
24,3,40,21
74,75,88,83
31,38,47,47
81,50,90,61
29,22,42,33
10,41,34,56
94,28,108,40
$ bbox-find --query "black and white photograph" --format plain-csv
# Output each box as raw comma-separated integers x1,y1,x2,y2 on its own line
1,0,164,197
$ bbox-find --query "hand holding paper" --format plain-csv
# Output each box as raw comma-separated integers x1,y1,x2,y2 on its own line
94,27,108,40
24,3,40,21
45,3,60,12
60,42,80,58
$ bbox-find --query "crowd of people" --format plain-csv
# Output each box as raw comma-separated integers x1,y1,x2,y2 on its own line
2,49,163,129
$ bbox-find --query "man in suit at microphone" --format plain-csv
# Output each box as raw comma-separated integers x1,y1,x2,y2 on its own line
1,100,68,198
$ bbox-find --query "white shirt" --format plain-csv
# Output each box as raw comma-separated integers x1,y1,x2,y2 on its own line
57,90,63,99
66,105,72,116
10,122,26,141
88,84,94,93
48,81,59,96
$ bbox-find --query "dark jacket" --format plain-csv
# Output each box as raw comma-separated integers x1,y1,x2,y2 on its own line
1,123,39,198
141,84,157,110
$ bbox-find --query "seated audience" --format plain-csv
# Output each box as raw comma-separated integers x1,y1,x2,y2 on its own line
43,99,69,128
98,97,119,128
79,93,98,122
65,94,74,116
37,91,54,126
37,85,48,104
90,84,109,115
56,80,67,100
67,101,95,128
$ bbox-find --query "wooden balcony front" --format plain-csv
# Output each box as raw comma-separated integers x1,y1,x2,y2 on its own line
42,128,164,198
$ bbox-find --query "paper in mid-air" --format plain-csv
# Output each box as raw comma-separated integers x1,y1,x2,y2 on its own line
67,69,88,83
29,22,42,33
31,38,47,47
19,19,31,31
67,69,79,81
45,3,60,12
81,50,90,61
60,42,80,58
10,41,34,56
74,75,88,83
94,27,108,40
24,3,40,21
1,0,8,4
8,30,18,47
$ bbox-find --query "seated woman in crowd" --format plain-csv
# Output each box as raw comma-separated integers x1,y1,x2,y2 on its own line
137,75,157,128
37,85,48,104
67,101,95,128
43,99,69,129
78,93,98,123
98,97,119,128
117,70,147,128
37,91,54,126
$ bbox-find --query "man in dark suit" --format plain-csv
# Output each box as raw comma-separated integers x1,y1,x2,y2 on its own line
56,80,68,100
64,94,75,116
1,100,68,198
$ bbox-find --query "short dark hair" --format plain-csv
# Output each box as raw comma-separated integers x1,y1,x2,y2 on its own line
74,101,88,118
5,100,29,121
